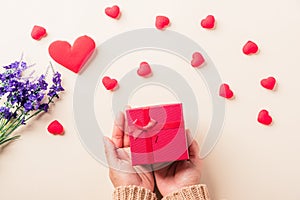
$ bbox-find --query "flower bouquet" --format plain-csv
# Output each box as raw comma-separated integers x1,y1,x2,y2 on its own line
0,59,64,146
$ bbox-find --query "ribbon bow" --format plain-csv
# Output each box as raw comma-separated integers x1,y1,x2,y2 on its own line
131,118,157,139
129,118,182,139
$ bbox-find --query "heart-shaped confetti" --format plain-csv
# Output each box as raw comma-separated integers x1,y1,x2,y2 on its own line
191,52,205,68
261,76,276,90
155,16,170,30
257,109,272,125
47,120,64,135
31,25,47,40
48,35,96,74
201,15,215,29
219,83,234,99
105,5,121,19
243,41,259,55
137,62,152,77
102,76,118,91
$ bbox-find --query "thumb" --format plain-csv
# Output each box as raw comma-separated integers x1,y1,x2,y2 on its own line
186,129,200,158
103,136,119,167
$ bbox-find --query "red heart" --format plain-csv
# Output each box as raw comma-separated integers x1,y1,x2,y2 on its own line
191,52,205,68
105,5,120,19
48,35,96,74
261,76,276,90
47,120,64,135
137,62,152,77
257,109,272,125
219,83,234,99
155,16,170,30
31,25,47,40
201,15,215,29
243,41,259,55
102,76,118,91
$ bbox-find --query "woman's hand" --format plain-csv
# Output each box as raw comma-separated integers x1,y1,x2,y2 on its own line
154,130,202,196
103,112,155,191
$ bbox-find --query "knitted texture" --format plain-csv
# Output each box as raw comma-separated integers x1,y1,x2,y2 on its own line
113,185,157,200
162,184,210,200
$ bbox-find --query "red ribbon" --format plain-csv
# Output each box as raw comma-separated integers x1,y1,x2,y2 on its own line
129,119,182,139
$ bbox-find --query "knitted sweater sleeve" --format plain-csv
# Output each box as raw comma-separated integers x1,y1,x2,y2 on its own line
162,184,210,200
113,185,157,200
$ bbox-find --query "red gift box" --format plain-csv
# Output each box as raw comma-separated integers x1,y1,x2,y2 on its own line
125,103,189,165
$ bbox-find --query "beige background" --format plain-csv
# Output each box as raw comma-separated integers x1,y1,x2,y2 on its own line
0,0,300,199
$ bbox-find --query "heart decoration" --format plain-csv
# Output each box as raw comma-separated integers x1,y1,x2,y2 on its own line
48,35,96,74
155,16,170,30
243,41,259,55
47,120,64,135
261,76,276,90
102,76,118,91
257,109,273,125
219,83,234,99
31,25,47,40
191,52,205,68
137,62,152,77
201,15,215,29
105,5,121,19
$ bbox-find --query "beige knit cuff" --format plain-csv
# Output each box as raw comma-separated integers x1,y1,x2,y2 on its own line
113,185,157,200
162,184,210,200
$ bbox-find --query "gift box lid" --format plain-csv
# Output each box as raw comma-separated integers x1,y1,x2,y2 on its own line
125,103,184,131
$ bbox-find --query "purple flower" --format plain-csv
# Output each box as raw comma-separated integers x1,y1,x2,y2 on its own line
39,103,49,112
0,106,12,119
38,75,48,90
24,101,33,112
0,59,64,146
48,72,64,98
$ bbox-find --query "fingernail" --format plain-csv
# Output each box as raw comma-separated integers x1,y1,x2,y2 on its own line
124,105,131,110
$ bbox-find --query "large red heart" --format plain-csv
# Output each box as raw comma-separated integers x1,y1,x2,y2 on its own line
48,35,96,74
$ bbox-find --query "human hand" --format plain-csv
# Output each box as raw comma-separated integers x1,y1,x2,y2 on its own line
154,130,202,196
103,112,155,191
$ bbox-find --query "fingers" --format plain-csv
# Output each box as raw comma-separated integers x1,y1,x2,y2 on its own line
123,105,131,147
112,112,125,148
123,133,130,148
186,129,200,158
103,136,119,167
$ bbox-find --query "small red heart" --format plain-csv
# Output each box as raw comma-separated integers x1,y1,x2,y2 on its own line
201,15,215,29
102,76,118,91
219,83,234,99
261,76,276,90
31,25,47,40
137,62,152,77
243,41,259,55
47,120,64,135
155,16,170,30
191,52,205,68
105,5,120,19
48,35,96,74
257,109,272,125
